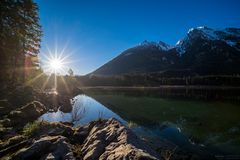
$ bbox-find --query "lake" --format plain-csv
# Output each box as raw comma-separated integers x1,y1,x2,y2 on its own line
39,90,240,158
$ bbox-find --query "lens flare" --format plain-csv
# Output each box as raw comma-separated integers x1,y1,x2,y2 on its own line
41,46,71,74
50,58,63,71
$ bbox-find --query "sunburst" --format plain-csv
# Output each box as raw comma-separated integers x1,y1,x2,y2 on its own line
35,43,75,91
42,47,70,74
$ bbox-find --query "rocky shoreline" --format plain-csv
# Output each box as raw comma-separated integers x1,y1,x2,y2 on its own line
14,118,159,160
0,93,161,160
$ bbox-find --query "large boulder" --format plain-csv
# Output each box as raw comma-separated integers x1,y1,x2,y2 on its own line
23,121,88,144
35,91,73,113
0,122,88,159
1,119,162,160
81,118,160,160
2,101,47,127
12,136,75,160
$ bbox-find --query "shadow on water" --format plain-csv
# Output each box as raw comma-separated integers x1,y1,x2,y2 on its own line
40,90,240,158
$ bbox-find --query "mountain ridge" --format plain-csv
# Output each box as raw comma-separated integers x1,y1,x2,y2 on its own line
91,26,240,76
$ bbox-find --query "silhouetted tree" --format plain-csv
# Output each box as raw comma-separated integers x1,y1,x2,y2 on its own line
68,68,74,76
0,0,42,86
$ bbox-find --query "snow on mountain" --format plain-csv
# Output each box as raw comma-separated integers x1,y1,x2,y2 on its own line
92,26,240,76
124,26,239,57
124,40,173,57
140,40,173,51
176,26,240,54
124,52,134,56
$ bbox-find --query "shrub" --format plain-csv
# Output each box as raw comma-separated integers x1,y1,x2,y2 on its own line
22,121,47,136
127,121,138,128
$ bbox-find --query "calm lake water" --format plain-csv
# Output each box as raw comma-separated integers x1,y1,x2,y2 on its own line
40,92,240,157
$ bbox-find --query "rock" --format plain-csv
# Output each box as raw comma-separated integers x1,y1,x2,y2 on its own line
1,119,161,160
58,95,72,112
35,91,73,113
0,126,16,140
0,135,26,150
81,118,160,160
12,136,75,160
3,101,47,127
22,121,88,145
0,118,11,127
35,92,59,111
73,126,89,144
28,121,75,138
0,135,30,158
0,99,13,117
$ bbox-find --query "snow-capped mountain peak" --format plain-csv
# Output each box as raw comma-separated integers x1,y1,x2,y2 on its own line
140,40,172,51
176,26,240,54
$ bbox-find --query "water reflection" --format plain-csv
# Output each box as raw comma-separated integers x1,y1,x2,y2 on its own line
40,94,240,157
39,95,126,126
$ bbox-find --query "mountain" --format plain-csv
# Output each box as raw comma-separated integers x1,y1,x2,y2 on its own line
176,26,240,74
91,27,240,76
92,41,178,75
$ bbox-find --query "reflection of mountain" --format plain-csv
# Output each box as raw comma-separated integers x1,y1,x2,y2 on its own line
91,27,240,76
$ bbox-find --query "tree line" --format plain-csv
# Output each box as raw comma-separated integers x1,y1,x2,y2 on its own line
0,0,42,88
76,74,240,87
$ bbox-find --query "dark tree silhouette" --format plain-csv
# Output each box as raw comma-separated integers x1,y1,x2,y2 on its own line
68,68,74,77
0,0,42,86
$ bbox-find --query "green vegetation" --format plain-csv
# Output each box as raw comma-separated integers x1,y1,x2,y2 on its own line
73,144,83,159
127,121,138,129
22,121,47,136
161,147,177,160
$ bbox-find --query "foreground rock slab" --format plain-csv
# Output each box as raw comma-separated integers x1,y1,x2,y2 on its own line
1,101,46,128
81,118,160,160
12,136,75,160
0,118,161,160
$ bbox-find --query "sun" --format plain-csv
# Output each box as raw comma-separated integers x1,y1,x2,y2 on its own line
50,58,63,71
43,54,68,74
41,44,74,75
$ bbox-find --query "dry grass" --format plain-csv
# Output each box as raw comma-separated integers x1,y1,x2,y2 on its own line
161,147,177,160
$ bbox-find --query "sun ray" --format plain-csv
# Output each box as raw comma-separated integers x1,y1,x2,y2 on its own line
41,74,52,91
60,76,70,93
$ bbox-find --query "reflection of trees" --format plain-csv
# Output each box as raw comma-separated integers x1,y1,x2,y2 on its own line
71,101,86,123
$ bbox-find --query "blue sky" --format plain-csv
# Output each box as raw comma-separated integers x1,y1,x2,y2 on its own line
36,0,240,75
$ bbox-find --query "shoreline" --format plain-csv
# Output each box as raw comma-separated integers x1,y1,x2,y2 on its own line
0,86,238,159
79,85,240,90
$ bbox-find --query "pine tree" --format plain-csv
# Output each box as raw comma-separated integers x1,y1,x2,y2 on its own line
0,0,42,86
68,68,74,76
